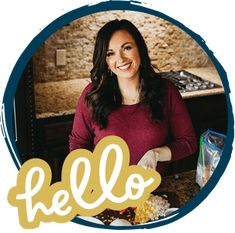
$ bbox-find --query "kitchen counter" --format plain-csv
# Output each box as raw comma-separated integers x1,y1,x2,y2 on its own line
91,169,200,225
35,78,90,119
156,169,200,207
35,66,224,119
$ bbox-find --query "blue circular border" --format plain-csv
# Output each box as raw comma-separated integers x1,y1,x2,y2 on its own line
1,0,233,230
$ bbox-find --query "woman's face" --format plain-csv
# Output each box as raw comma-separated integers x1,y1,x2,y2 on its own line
106,30,141,81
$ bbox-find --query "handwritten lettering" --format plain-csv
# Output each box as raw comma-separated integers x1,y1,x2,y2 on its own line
8,136,161,228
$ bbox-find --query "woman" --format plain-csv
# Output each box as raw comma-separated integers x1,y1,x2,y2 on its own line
69,19,197,176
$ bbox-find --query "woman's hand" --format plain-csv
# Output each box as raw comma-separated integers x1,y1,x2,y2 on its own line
137,146,172,169
137,149,160,169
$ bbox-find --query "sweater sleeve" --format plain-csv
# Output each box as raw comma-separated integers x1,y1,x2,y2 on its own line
165,80,197,161
69,83,94,152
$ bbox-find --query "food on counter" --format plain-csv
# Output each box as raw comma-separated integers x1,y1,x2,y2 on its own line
81,194,171,225
134,194,170,224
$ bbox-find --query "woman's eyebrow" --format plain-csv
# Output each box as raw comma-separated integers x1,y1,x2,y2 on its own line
121,42,133,48
107,42,133,51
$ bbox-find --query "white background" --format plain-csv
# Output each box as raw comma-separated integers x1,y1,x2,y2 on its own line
0,0,234,232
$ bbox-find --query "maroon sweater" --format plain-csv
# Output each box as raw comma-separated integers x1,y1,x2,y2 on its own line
69,80,197,175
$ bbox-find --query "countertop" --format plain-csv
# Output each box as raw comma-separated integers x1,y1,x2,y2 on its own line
91,170,200,225
35,66,224,119
156,169,200,207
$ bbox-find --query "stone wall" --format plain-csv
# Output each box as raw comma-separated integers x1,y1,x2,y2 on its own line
33,10,215,118
33,10,211,83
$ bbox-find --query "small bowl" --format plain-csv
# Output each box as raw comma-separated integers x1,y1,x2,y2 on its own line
77,216,104,225
164,208,179,216
110,218,132,226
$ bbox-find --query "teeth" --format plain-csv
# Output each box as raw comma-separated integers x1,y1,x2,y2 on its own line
118,63,131,70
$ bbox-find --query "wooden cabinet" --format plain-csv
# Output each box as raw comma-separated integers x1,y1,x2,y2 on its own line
170,94,227,174
35,115,74,182
14,60,37,163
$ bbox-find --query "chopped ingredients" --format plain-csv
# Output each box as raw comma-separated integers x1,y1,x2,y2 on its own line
134,194,170,224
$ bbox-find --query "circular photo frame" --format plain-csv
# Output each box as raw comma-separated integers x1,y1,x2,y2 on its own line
1,0,233,230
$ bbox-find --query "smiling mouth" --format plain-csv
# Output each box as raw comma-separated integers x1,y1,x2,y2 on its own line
118,62,132,71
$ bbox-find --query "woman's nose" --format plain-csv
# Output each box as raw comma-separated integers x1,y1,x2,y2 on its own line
116,51,125,62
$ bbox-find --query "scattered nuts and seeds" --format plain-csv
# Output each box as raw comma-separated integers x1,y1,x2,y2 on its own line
134,194,170,224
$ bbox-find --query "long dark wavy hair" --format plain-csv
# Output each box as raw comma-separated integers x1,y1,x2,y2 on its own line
85,19,164,129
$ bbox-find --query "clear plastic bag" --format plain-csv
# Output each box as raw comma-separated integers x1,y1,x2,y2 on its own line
196,130,226,187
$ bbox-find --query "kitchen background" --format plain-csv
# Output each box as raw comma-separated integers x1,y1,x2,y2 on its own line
15,10,227,182
33,10,214,118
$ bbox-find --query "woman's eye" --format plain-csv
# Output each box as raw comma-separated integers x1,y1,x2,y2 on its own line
124,45,132,51
106,51,114,57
